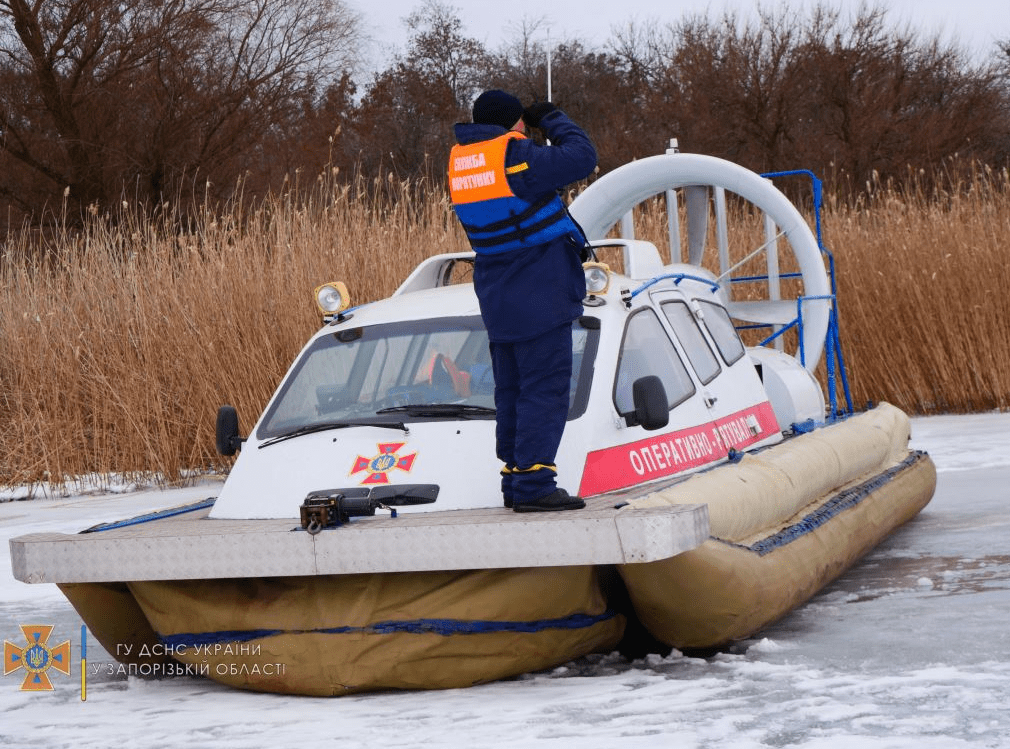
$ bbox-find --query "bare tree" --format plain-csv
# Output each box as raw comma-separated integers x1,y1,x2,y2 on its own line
792,6,1008,183
351,1,489,181
353,62,457,181
403,0,489,113
0,0,363,224
486,15,551,102
606,3,1010,190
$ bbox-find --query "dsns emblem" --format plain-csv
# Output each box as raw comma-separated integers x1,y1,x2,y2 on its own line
4,624,71,691
351,443,417,485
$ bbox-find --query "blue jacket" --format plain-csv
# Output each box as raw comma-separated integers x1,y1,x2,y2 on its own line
452,110,597,342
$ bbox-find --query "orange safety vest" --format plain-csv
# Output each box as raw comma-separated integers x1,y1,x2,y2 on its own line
448,131,523,205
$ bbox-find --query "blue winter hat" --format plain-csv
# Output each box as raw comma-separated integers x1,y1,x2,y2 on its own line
472,90,524,129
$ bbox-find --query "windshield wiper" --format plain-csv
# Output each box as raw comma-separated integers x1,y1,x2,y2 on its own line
259,419,408,448
375,403,496,419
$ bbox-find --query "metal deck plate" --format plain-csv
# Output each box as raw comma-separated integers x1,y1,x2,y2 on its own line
9,497,709,583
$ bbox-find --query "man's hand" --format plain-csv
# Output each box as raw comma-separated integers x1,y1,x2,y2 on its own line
522,102,557,129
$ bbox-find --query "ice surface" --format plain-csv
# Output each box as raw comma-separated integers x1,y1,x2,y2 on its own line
2,413,1009,748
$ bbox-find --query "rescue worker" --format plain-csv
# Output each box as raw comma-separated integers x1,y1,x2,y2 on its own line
448,90,596,512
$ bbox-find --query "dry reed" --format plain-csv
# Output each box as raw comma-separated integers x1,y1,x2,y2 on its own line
1,163,1008,488
827,164,1010,413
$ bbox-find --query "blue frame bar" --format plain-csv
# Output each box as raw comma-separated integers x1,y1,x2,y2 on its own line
628,272,721,299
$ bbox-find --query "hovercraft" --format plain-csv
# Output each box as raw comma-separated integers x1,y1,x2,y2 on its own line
10,146,935,695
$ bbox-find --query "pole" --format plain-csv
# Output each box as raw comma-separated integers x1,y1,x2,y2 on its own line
546,28,552,102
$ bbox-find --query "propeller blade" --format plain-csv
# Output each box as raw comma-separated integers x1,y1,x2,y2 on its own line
684,185,709,265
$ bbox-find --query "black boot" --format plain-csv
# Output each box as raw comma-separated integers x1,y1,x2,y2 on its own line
501,465,515,508
512,488,585,513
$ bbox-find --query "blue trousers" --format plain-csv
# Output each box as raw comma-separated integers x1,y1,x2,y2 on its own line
490,322,573,502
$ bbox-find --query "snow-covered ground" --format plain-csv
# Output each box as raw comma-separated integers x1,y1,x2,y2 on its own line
2,412,1008,748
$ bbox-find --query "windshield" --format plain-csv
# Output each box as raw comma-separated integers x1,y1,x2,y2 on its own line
257,316,597,439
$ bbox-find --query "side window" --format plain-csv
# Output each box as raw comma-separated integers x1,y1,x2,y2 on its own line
614,309,695,415
697,300,746,366
661,301,721,384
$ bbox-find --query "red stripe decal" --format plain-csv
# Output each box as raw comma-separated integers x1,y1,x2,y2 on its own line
578,402,779,496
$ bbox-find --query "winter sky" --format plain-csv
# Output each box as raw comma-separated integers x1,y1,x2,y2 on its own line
360,0,1008,68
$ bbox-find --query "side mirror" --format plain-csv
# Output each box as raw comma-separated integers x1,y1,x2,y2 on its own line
630,376,670,431
215,405,245,456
